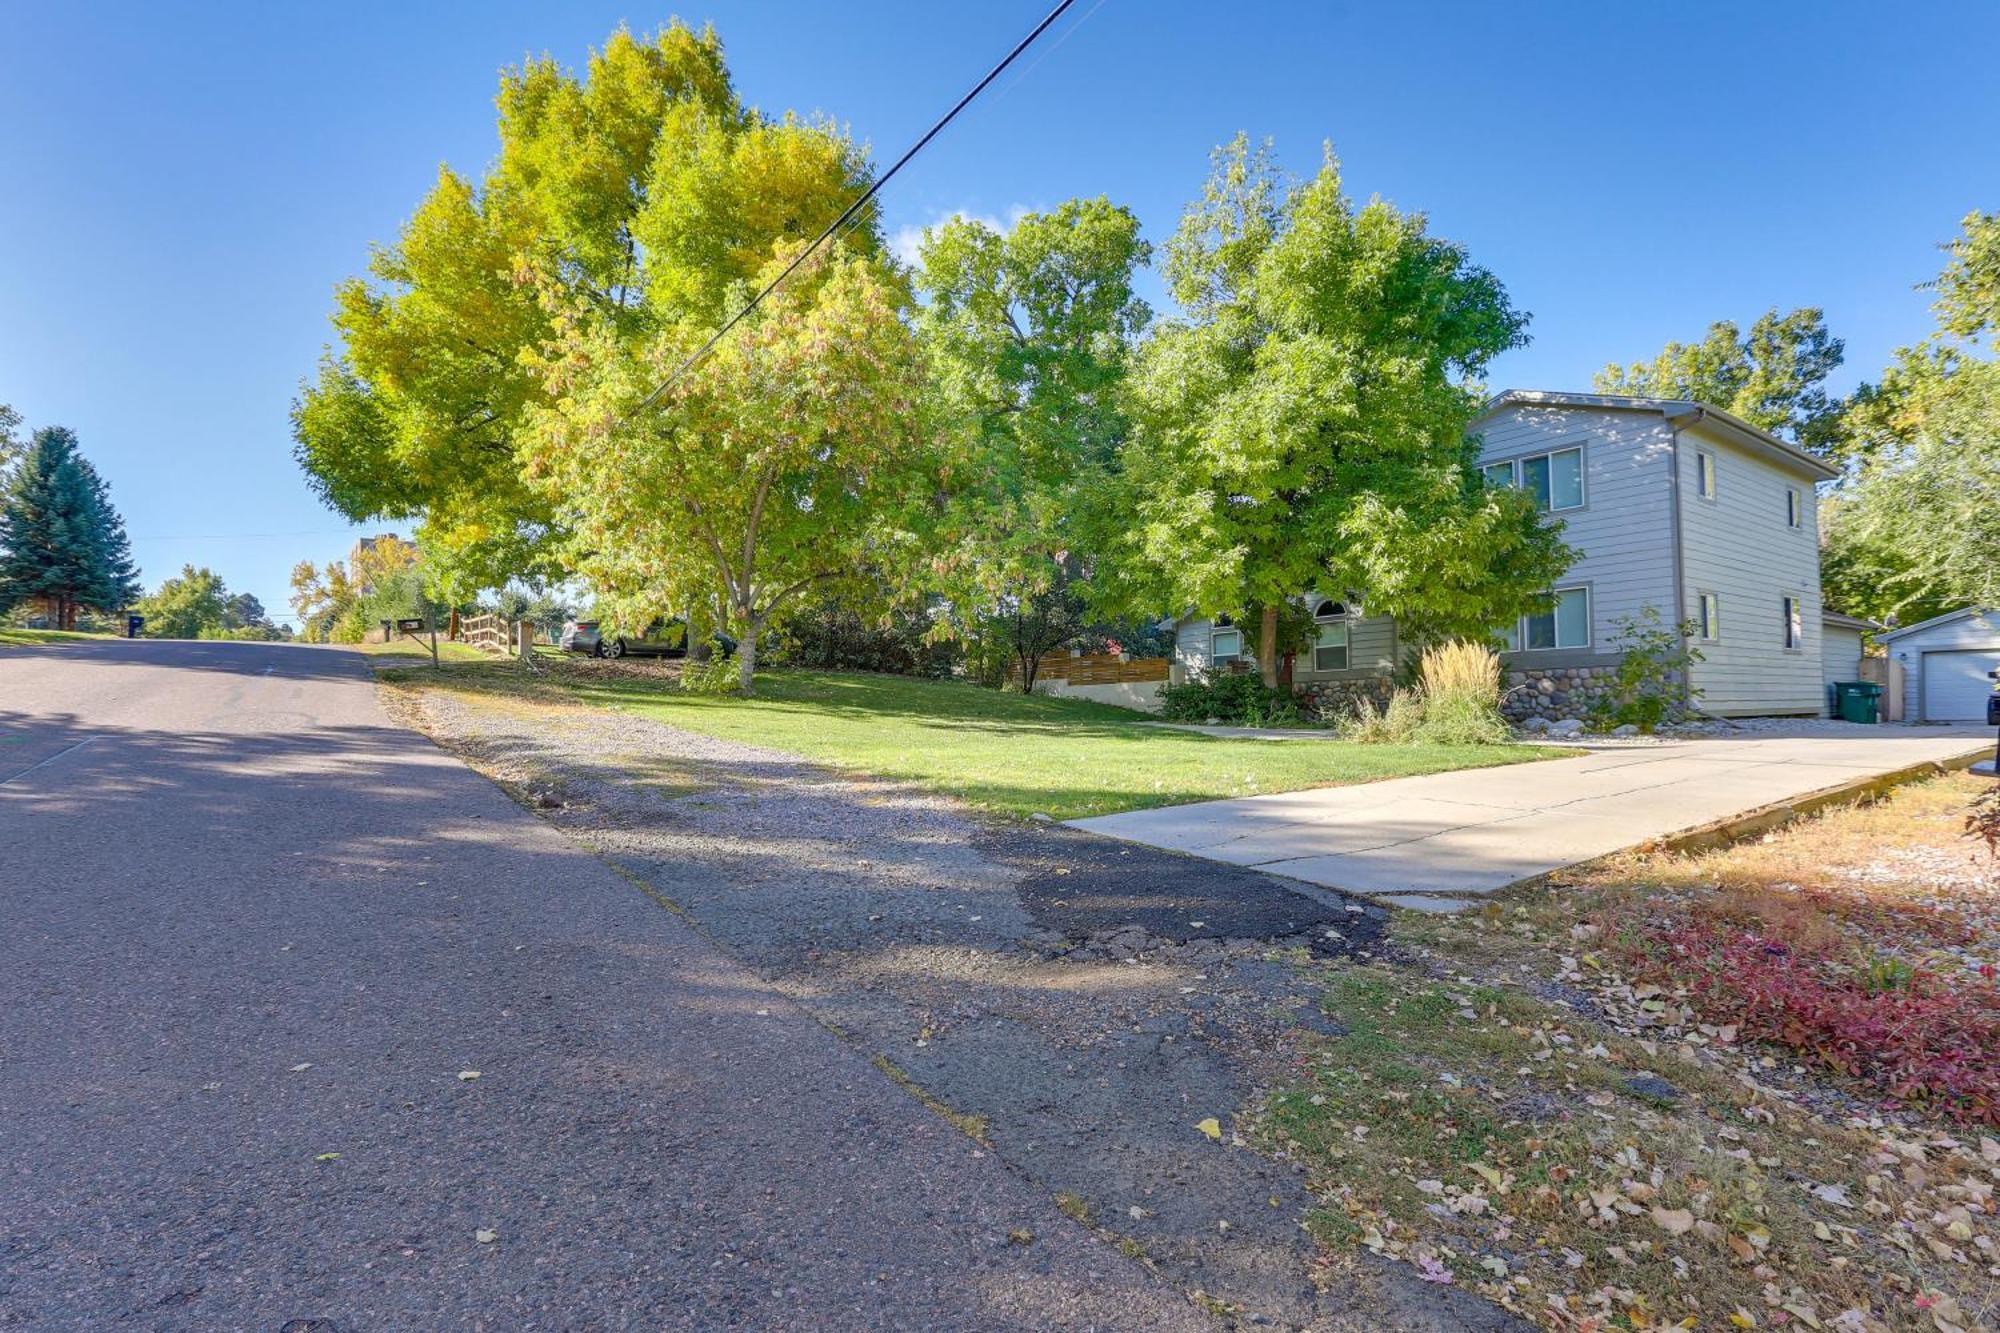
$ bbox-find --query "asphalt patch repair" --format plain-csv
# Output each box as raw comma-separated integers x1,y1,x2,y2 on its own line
390,680,1523,1332
986,821,1384,959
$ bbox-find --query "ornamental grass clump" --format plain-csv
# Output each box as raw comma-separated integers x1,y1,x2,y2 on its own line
1410,640,1509,746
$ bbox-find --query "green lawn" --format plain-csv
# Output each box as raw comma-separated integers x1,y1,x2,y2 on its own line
0,627,119,647
354,638,496,664
384,661,1558,820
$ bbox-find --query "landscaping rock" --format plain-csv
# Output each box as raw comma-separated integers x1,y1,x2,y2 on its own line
1622,1073,1681,1104
1519,716,1553,734
1548,718,1585,737
1611,724,1640,737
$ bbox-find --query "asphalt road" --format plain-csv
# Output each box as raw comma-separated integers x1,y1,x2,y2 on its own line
0,639,1206,1331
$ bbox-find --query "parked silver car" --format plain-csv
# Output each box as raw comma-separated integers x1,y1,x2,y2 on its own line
559,618,736,660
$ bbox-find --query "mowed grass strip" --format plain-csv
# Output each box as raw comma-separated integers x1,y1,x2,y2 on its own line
379,659,1556,820
0,627,120,647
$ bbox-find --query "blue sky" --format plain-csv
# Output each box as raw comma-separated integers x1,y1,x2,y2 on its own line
3,1,1995,626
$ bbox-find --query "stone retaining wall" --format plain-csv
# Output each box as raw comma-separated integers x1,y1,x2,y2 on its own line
1294,676,1395,721
1502,665,1617,723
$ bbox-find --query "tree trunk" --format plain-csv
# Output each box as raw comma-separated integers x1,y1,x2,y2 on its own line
736,614,760,695
1020,649,1039,694
1259,604,1280,688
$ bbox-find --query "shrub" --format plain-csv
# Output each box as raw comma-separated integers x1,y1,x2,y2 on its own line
1159,671,1301,726
1338,689,1423,742
679,654,741,696
1591,606,1702,732
1411,640,1509,745
1607,907,2000,1124
766,598,957,677
1968,785,2000,856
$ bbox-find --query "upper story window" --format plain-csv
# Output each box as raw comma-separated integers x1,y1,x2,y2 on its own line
1311,599,1350,671
1698,592,1721,642
1210,614,1242,666
1696,449,1718,500
1782,596,1803,650
1786,487,1803,528
1485,447,1584,512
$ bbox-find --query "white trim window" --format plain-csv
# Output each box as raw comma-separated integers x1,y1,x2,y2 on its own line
1524,586,1591,650
1786,487,1803,529
1696,449,1718,500
1311,599,1350,672
1486,447,1584,512
1782,596,1803,650
1698,591,1721,642
1210,615,1242,668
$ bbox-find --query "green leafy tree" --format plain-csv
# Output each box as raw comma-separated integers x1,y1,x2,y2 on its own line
0,426,141,626
912,199,1152,688
1824,211,2000,618
1103,137,1571,685
292,24,745,599
139,565,229,639
527,242,928,694
1593,307,1846,455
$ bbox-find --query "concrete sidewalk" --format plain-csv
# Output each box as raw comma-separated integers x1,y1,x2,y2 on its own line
1070,727,1994,911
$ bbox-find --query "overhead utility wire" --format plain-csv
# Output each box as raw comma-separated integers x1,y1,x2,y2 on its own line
625,0,1078,418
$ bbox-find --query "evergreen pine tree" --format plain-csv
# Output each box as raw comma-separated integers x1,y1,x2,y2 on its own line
0,426,141,627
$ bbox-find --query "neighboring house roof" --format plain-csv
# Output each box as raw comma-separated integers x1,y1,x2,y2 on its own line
1821,610,1882,632
1878,605,2000,643
1475,389,1840,483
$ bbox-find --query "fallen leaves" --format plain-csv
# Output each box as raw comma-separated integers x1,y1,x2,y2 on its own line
1649,1206,1695,1236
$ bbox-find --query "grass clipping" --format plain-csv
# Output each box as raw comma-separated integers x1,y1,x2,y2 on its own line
1343,640,1511,746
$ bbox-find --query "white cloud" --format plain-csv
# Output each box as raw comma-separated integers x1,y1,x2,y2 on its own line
888,204,1034,269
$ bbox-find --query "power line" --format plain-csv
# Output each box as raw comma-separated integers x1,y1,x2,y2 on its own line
626,0,1079,419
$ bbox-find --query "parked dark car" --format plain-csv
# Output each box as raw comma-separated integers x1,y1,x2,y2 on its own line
559,618,736,660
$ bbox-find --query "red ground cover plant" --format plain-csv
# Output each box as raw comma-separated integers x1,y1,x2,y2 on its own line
1604,895,2000,1126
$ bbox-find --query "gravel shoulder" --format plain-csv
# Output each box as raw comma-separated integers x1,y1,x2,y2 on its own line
384,670,1525,1332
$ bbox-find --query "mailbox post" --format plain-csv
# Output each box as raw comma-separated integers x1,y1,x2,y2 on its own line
395,615,437,669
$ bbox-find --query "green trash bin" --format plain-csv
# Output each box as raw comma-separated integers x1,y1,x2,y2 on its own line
1836,680,1882,724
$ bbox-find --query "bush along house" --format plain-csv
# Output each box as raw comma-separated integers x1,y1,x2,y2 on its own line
1168,390,1850,724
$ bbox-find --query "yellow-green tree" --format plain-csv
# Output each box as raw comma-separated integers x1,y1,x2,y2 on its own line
1824,211,2000,619
1104,138,1570,683
1593,307,1846,455
526,243,928,693
291,24,749,599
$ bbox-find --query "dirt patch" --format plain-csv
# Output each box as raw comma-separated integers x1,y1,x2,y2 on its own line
384,673,1516,1331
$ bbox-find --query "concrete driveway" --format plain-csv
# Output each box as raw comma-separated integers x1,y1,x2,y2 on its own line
0,639,1204,1331
1070,726,1994,910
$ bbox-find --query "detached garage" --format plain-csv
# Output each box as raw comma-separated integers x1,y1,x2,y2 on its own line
1880,607,2000,722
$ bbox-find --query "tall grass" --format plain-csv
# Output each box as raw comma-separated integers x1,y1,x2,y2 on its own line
1339,640,1510,745
1413,640,1509,745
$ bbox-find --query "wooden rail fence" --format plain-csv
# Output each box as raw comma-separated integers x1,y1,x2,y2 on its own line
460,612,512,654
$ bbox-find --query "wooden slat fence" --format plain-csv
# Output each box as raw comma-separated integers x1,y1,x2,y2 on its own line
1008,651,1169,686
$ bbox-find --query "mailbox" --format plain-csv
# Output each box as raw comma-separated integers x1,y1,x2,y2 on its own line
1987,692,2000,727
125,614,144,639
396,617,427,634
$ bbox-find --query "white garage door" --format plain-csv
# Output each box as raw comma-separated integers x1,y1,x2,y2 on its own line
1923,648,2000,721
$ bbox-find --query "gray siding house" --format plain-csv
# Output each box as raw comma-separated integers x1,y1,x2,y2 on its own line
1170,390,1845,720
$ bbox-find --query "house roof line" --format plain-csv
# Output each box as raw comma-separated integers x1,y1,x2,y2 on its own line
1474,389,1839,482
1878,605,1996,642
1822,609,1883,632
